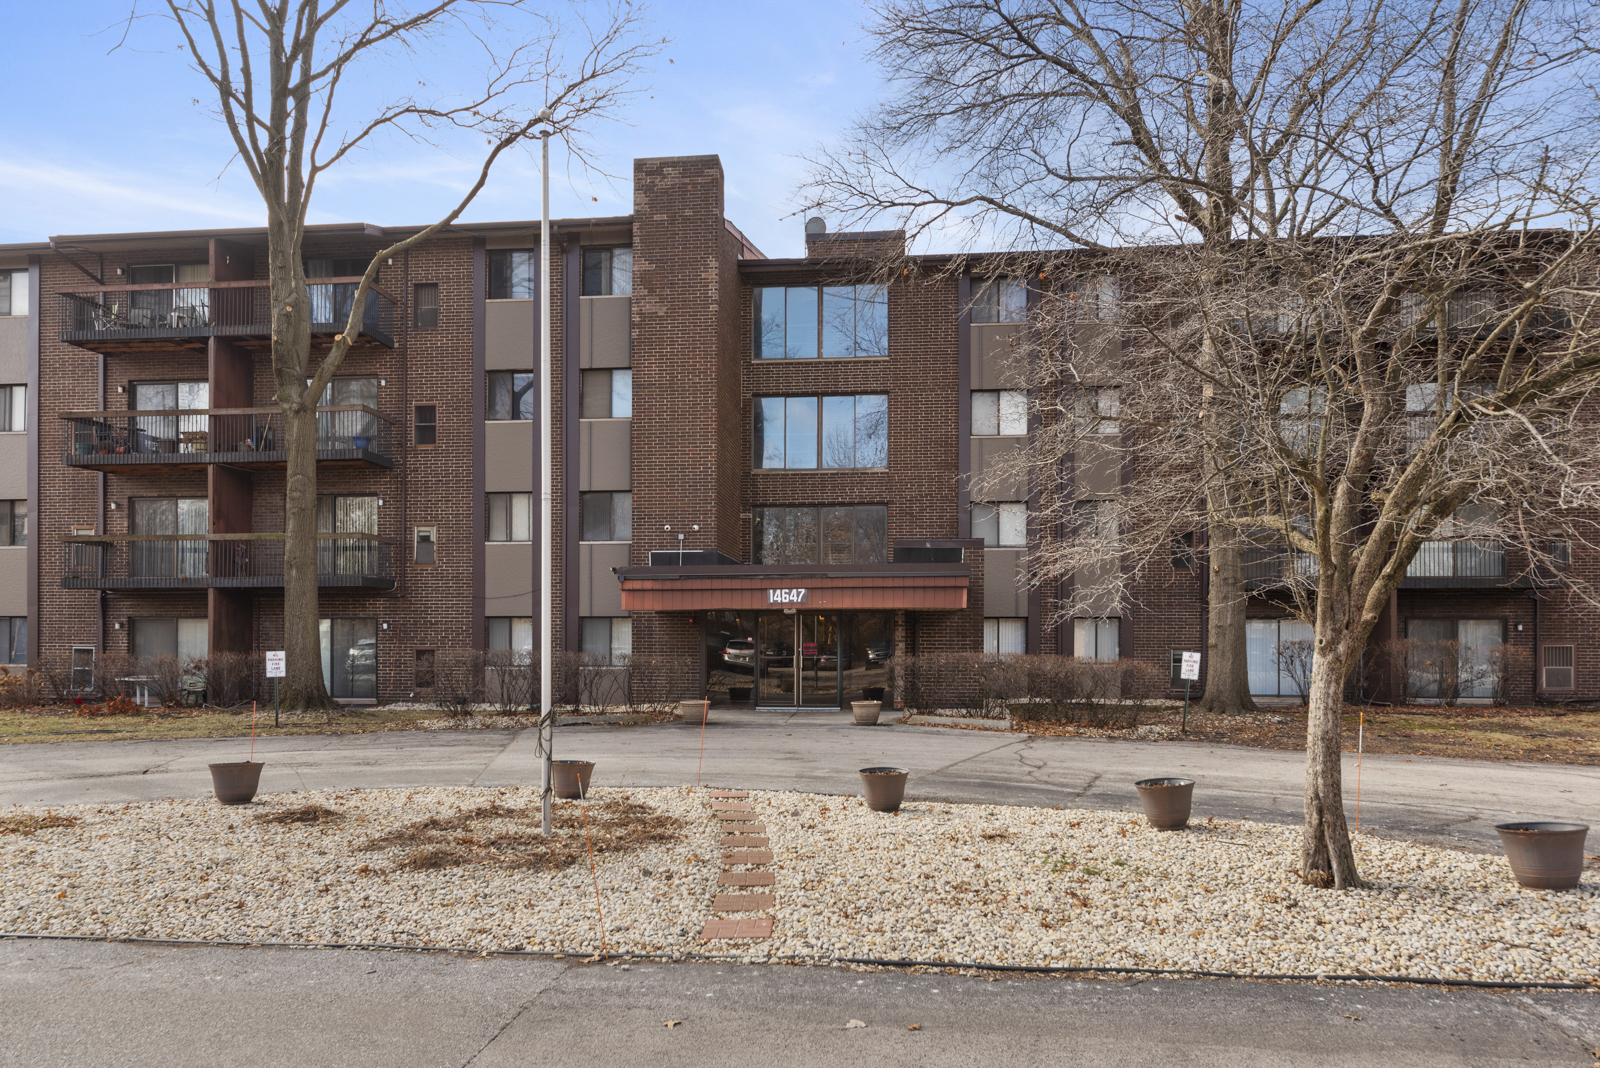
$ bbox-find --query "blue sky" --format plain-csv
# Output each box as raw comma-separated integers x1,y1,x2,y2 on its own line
0,1,886,257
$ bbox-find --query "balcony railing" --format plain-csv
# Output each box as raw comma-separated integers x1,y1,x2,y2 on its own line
61,533,394,590
1242,544,1319,588
58,279,396,350
1401,539,1505,586
59,406,393,469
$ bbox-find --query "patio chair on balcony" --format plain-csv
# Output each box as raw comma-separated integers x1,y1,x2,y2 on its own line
90,304,126,331
179,431,209,454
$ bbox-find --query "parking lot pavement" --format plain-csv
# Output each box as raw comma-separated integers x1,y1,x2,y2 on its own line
2,709,1595,850
2,939,1596,1068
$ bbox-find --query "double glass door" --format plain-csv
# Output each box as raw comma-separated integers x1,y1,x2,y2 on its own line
757,612,841,706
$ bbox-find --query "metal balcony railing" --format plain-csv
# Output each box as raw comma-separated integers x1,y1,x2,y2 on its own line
58,279,396,349
1242,544,1319,588
1404,539,1505,581
60,533,394,590
59,406,393,468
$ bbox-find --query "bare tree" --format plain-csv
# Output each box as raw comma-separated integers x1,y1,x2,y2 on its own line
144,0,659,708
809,0,1600,887
803,0,1596,717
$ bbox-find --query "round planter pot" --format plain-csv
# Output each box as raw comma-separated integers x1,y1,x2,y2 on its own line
851,700,882,726
1134,777,1195,831
1494,821,1588,890
551,759,596,800
680,699,709,725
209,761,264,805
862,686,886,703
859,766,908,813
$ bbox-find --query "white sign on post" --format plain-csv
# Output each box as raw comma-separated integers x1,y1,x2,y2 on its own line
265,651,287,679
1180,651,1202,681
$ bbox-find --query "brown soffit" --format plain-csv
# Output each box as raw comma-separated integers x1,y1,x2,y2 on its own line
619,571,969,612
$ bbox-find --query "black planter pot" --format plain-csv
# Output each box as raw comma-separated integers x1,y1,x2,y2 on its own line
209,761,264,805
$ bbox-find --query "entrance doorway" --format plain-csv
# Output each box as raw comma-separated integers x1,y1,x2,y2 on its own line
702,610,894,709
757,612,841,706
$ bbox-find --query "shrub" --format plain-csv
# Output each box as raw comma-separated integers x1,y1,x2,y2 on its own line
433,649,486,717
0,665,48,709
484,649,535,713
198,651,257,707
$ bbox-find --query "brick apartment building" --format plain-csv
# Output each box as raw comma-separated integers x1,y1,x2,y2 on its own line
0,152,1591,706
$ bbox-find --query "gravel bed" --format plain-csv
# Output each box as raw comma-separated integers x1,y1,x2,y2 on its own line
2,787,1595,983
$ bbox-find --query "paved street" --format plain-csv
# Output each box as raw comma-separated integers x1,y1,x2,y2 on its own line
1,710,1595,851
1,939,1595,1068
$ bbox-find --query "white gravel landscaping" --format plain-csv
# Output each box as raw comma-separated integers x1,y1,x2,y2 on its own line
2,786,1595,984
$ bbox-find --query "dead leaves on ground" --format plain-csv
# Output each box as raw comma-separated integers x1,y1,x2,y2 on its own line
255,804,344,825
0,812,79,837
359,799,685,874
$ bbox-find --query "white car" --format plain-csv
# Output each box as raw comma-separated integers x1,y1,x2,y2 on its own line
722,639,755,665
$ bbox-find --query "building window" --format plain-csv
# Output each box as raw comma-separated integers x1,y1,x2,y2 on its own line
1077,275,1120,319
1404,618,1503,700
755,394,888,469
414,526,437,565
580,492,632,541
413,283,439,329
971,278,1027,324
1278,386,1326,455
1171,532,1195,570
0,269,28,316
1073,618,1120,661
0,501,26,547
972,390,1026,436
487,493,533,542
1170,650,1192,686
1073,388,1120,435
581,617,632,664
131,618,208,661
487,372,535,421
579,369,632,419
414,404,437,446
752,504,886,565
1543,645,1575,690
0,617,25,663
414,649,437,689
70,646,96,692
130,497,208,579
488,250,537,299
1549,538,1572,570
754,284,888,359
488,617,533,656
319,618,377,699
972,502,1026,548
0,386,26,432
984,618,1026,656
582,247,633,296
1406,503,1503,579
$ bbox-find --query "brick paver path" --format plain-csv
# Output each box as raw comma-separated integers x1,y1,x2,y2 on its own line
698,789,777,942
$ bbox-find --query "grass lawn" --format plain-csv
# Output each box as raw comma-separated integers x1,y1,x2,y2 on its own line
0,706,458,745
1019,701,1600,765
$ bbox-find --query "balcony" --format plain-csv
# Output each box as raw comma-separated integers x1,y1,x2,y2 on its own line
1242,544,1319,590
58,279,396,355
1400,539,1506,588
59,406,394,470
60,534,395,590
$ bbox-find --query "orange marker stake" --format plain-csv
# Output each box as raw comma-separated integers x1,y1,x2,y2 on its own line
696,698,709,788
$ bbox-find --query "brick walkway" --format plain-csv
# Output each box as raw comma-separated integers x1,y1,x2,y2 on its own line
699,790,775,942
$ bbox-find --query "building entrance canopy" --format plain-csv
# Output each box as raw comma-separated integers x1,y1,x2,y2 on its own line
616,563,969,612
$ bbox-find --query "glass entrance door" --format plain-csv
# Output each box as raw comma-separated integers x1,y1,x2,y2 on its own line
756,612,842,707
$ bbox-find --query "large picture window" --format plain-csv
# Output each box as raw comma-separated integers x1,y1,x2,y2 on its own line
581,617,632,664
0,269,29,317
131,618,208,662
1074,618,1120,661
972,390,1026,436
755,394,887,469
580,492,632,541
487,372,535,421
754,285,888,359
488,250,537,299
972,502,1026,547
579,369,632,418
753,505,887,565
582,248,632,296
487,493,532,542
971,278,1027,324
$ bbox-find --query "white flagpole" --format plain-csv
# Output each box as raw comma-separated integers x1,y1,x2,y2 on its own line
538,111,554,836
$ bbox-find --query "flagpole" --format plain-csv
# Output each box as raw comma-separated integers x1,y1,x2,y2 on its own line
538,109,554,836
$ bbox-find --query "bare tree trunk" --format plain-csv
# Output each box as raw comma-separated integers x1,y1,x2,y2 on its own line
1198,523,1258,714
278,400,331,709
1300,634,1363,888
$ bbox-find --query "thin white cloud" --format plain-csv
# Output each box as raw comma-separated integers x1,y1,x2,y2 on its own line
0,157,263,236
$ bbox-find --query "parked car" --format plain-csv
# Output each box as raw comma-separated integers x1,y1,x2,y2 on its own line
722,638,755,665
867,639,892,666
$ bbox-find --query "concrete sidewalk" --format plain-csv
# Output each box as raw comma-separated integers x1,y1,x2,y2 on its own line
1,709,1595,850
